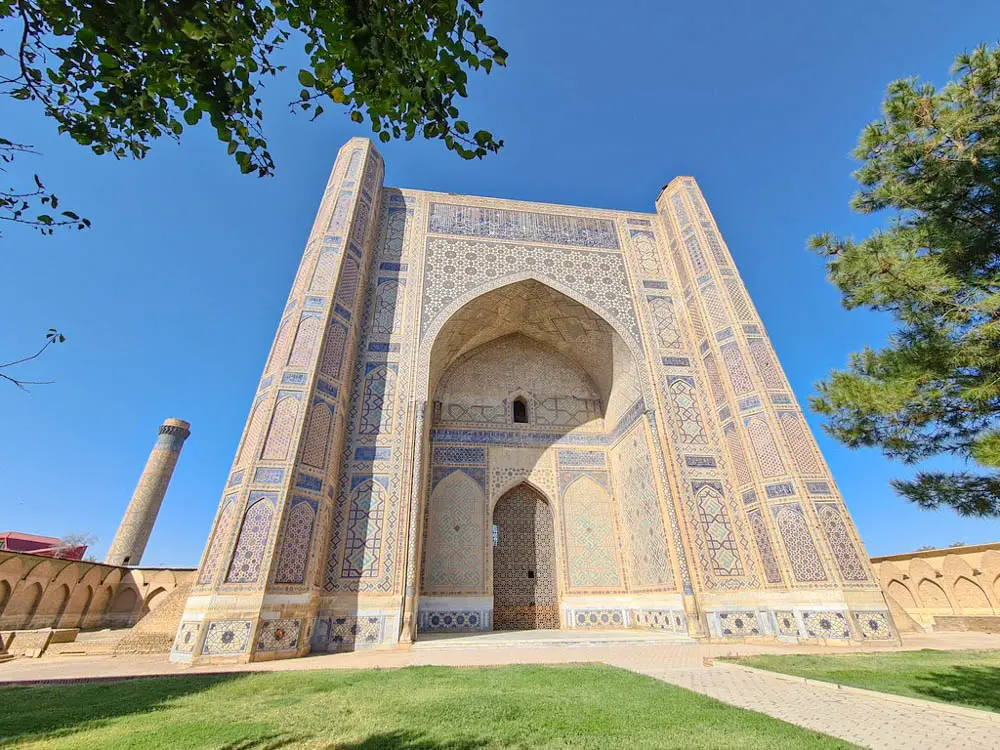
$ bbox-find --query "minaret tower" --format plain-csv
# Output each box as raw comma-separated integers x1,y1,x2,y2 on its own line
105,418,191,566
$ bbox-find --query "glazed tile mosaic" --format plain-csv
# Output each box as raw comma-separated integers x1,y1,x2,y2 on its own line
172,138,893,664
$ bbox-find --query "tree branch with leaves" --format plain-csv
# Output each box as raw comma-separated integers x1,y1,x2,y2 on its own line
0,0,507,387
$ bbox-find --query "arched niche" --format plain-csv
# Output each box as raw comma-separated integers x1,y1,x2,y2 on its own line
420,277,648,421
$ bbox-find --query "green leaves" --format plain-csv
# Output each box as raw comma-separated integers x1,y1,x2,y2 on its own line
1,0,505,242
811,44,1000,516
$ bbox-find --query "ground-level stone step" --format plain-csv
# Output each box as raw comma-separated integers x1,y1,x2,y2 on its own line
412,629,696,650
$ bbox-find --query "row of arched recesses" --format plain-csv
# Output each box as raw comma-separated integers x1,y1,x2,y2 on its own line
0,553,184,632
875,551,1000,629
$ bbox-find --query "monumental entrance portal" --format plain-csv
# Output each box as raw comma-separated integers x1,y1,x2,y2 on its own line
172,137,897,664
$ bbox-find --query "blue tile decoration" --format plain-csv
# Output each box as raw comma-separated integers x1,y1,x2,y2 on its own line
253,468,285,485
428,202,620,249
765,482,796,498
355,446,391,461
431,446,486,465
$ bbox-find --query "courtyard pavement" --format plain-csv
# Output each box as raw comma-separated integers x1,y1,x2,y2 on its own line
2,630,999,749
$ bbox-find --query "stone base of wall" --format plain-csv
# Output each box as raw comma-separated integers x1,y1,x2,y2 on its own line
2,629,54,657
114,581,192,655
933,615,1000,633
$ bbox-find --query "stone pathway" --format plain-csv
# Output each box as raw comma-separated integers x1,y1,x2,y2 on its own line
634,663,999,750
2,632,1000,749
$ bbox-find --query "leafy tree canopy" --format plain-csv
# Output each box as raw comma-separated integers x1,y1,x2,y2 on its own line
810,45,1000,517
1,0,507,231
1,0,505,384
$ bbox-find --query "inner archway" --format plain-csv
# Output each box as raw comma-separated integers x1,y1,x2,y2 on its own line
492,484,559,630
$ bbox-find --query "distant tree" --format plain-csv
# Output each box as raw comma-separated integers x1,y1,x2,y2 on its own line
810,45,1000,517
56,531,98,559
915,545,936,551
948,541,967,547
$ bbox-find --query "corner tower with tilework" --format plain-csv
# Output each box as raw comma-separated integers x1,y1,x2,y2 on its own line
174,139,897,664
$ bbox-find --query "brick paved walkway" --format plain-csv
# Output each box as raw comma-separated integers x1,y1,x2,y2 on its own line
634,664,998,749
3,631,999,749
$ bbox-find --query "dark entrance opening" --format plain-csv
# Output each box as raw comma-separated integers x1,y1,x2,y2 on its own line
492,483,559,630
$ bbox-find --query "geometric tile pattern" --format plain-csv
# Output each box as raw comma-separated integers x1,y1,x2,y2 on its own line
612,424,674,589
420,237,640,341
197,498,237,586
748,338,785,390
202,619,253,654
492,484,559,630
745,417,785,478
648,296,682,349
748,509,783,584
225,496,275,584
853,611,894,640
718,610,761,636
629,230,662,274
311,615,385,652
774,610,800,636
341,479,387,578
667,377,708,444
257,618,302,652
173,621,201,653
423,469,485,591
693,481,742,577
775,505,827,583
632,609,686,632
778,412,823,475
418,610,491,632
274,500,316,584
802,611,851,639
562,474,621,589
572,609,626,628
816,504,869,582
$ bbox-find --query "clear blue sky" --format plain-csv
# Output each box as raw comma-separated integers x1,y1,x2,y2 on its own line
3,1,1000,566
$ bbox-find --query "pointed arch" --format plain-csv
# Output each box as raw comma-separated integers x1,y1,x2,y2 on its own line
261,393,300,460
319,319,348,380
275,499,317,584
917,578,951,610
492,483,559,630
302,399,335,470
562,474,621,589
953,576,992,611
422,470,486,591
226,496,276,584
287,314,322,368
341,479,388,578
198,496,238,585
236,398,268,466
886,579,918,611
310,250,340,293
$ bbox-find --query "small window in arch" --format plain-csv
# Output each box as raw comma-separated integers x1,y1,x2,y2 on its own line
512,397,528,424
492,524,499,547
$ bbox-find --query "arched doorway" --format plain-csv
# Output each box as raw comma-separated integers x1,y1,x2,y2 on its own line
492,484,559,630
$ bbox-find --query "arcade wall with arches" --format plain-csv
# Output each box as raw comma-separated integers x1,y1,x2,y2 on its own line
172,137,896,664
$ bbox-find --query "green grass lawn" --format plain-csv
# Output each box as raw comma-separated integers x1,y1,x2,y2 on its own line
729,649,1000,713
0,664,854,749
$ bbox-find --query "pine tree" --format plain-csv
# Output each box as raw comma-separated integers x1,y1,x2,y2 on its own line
811,45,1000,517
